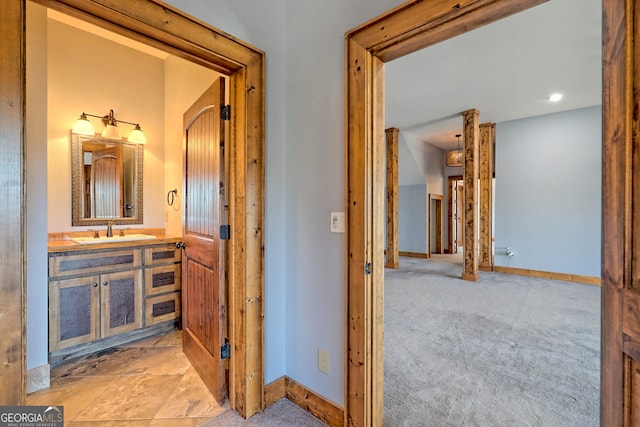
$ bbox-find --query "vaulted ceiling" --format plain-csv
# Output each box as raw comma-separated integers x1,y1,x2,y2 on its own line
384,0,602,150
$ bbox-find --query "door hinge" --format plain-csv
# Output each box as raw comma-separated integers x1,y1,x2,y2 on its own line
220,224,230,240
221,338,231,360
365,262,372,275
221,105,231,121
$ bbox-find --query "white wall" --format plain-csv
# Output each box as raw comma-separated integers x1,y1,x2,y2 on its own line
494,106,602,277
399,185,427,253
283,0,406,405
26,2,49,373
47,20,166,232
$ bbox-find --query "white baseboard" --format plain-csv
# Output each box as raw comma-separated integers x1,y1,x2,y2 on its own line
27,363,50,394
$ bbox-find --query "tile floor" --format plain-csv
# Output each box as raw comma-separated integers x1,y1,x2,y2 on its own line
27,329,228,426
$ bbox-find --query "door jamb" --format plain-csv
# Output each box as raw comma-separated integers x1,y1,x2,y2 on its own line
428,193,443,255
447,175,463,255
11,0,265,417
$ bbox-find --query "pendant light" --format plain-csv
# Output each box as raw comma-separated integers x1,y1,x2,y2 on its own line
445,134,463,167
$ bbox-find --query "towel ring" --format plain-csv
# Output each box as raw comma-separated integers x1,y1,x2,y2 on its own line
167,188,178,206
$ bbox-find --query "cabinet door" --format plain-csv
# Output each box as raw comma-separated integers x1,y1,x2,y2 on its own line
100,270,143,338
49,276,100,351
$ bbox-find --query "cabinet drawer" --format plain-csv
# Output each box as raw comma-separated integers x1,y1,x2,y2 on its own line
145,292,181,325
144,245,181,266
145,264,181,296
49,249,142,278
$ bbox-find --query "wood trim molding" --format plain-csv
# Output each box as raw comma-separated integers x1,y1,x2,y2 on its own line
265,376,345,427
345,1,549,425
10,0,265,416
264,376,286,406
601,0,631,423
493,266,601,286
398,251,429,259
428,194,444,255
385,127,400,269
0,0,26,406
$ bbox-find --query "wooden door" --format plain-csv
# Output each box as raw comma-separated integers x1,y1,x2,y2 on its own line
182,78,227,402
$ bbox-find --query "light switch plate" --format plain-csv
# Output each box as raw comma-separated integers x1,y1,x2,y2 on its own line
330,212,345,233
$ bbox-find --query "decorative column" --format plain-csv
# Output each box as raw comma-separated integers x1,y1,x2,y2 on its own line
479,123,495,272
385,127,400,269
461,109,479,281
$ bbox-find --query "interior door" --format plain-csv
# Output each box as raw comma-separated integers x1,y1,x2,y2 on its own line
181,78,227,402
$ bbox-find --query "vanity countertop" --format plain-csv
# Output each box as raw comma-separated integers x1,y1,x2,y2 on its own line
48,229,181,253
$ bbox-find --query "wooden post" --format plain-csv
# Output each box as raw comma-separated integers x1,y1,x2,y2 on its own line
478,123,494,272
385,128,400,269
461,109,479,282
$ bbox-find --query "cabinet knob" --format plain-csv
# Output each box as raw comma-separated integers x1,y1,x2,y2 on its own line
93,282,98,287
176,241,186,249
103,281,108,287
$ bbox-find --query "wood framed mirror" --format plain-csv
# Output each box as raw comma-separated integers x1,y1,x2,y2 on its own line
71,132,143,226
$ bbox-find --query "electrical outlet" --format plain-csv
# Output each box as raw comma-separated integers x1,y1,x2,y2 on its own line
318,348,330,374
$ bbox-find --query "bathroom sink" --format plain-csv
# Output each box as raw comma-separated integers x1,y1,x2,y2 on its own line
72,234,157,244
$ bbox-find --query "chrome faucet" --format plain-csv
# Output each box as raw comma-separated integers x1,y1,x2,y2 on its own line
106,219,115,238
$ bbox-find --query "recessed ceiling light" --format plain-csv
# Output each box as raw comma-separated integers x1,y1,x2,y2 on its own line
547,93,563,102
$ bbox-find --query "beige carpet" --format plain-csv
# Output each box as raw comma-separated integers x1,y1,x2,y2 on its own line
199,398,328,426
383,254,600,426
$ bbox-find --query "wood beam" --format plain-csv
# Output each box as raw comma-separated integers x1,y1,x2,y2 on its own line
478,122,494,272
461,109,479,282
385,128,400,269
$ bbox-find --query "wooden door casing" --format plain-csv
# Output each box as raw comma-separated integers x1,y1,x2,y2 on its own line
602,0,640,424
182,78,227,403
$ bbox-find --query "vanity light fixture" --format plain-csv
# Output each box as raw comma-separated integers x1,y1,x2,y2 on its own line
445,134,464,167
72,109,146,144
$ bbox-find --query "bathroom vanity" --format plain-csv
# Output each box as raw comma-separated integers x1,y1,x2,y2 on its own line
47,232,181,365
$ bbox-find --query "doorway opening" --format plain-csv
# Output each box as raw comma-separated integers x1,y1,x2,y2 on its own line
8,0,265,417
344,0,593,425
